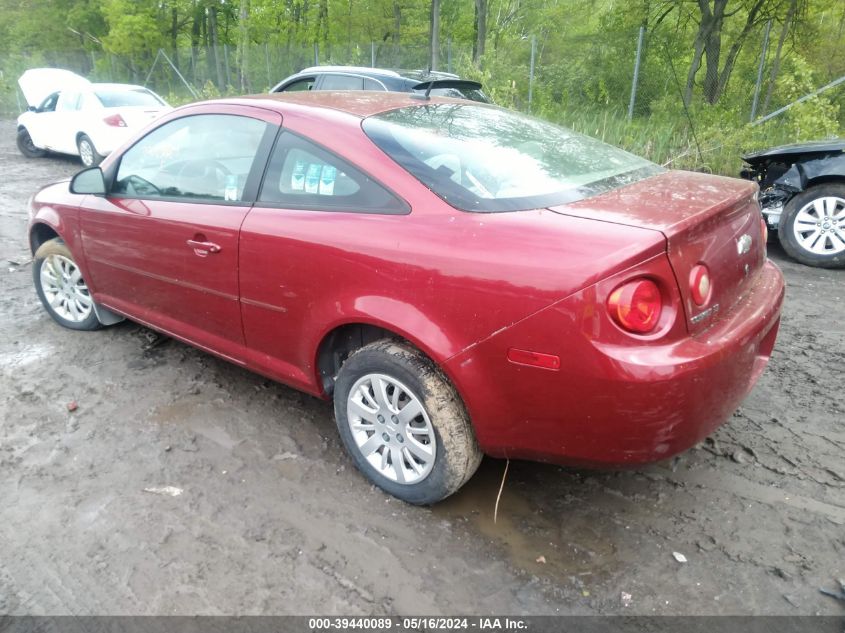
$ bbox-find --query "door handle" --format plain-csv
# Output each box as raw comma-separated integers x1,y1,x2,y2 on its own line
186,239,221,255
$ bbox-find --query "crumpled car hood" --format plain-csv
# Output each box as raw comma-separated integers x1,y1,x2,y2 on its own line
742,139,845,163
18,68,91,108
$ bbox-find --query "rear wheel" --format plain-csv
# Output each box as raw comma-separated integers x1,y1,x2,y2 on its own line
33,239,101,331
333,340,482,504
16,128,46,158
77,134,103,167
779,184,845,268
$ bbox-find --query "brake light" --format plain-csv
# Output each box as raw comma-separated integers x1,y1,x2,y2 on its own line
607,278,662,334
689,264,711,306
103,114,127,127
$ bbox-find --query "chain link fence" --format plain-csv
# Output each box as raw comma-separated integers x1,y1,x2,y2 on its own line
1,23,842,175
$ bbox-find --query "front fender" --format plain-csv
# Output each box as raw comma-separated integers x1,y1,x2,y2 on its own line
774,154,845,192
28,185,93,290
17,112,34,129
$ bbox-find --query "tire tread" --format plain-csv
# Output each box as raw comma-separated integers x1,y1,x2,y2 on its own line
334,339,482,504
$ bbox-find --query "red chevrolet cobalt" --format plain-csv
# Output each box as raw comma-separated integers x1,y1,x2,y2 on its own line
28,93,784,503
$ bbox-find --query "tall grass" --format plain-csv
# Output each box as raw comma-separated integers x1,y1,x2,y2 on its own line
545,104,834,177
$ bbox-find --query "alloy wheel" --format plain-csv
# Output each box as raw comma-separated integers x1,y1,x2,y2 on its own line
346,373,436,484
40,254,94,323
792,196,845,255
79,140,94,167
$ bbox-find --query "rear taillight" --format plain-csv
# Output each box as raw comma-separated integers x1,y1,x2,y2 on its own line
607,278,662,334
103,113,127,127
689,264,711,306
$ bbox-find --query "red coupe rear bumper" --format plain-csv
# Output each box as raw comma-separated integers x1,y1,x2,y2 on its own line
445,259,785,466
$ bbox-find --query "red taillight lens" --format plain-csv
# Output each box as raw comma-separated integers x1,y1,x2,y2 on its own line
103,113,127,127
607,278,662,334
689,264,711,306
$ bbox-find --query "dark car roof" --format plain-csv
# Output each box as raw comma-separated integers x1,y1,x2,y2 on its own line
281,66,461,82
389,69,463,82
224,90,484,118
743,139,845,162
269,66,478,95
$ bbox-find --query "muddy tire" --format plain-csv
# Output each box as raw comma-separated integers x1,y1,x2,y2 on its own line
77,134,104,167
333,340,482,505
33,238,101,331
778,183,845,268
17,128,46,158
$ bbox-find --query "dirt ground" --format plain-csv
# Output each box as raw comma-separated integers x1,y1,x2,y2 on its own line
0,118,843,617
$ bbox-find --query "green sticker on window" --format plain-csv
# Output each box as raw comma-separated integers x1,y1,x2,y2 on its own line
305,163,321,194
319,165,337,195
291,160,306,191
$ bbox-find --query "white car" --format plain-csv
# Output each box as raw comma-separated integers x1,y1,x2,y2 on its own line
16,68,171,167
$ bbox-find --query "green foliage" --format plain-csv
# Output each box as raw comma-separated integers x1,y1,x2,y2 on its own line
100,1,165,58
0,0,842,175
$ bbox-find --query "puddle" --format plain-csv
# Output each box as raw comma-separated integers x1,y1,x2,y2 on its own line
189,422,241,450
150,400,242,450
0,343,54,371
150,400,201,425
434,459,620,585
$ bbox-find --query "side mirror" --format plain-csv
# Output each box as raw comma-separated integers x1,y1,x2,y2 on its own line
70,167,106,195
27,105,37,112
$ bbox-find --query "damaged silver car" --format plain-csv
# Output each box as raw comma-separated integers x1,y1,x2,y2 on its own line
741,140,845,268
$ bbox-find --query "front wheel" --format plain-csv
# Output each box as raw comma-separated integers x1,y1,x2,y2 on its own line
33,239,101,331
16,128,46,158
333,340,482,504
77,134,104,167
778,184,845,268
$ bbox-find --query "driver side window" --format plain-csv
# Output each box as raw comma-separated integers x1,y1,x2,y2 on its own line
113,114,269,203
38,92,59,112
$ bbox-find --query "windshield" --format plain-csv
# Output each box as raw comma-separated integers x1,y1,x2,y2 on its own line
95,89,165,108
362,104,662,212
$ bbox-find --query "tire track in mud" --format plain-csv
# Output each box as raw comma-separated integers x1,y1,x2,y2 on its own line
0,119,843,615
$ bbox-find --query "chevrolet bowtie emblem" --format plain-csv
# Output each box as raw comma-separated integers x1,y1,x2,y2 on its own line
736,234,752,255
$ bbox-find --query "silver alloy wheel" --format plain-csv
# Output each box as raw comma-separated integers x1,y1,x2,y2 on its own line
79,139,94,166
793,196,845,255
40,254,94,322
346,373,436,484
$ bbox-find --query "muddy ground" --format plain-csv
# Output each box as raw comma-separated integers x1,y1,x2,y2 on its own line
0,118,843,616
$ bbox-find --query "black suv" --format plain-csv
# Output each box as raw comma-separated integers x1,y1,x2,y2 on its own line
741,140,845,268
270,66,490,103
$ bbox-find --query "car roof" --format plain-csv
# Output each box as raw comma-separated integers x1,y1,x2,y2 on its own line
89,83,149,91
227,90,485,118
297,65,403,78
291,66,462,82
395,69,461,81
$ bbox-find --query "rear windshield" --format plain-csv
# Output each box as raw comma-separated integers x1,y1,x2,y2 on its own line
95,89,164,108
362,104,662,212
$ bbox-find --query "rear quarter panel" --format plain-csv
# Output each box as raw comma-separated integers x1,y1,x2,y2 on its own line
240,108,667,392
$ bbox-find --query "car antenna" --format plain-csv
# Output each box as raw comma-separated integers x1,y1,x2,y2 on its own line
410,66,435,100
411,78,436,101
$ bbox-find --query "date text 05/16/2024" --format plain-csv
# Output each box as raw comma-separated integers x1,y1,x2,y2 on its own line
308,617,528,631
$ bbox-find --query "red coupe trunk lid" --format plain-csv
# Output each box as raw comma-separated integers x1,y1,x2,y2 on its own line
549,170,767,333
